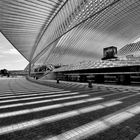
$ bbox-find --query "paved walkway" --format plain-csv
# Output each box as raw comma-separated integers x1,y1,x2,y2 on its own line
0,77,140,140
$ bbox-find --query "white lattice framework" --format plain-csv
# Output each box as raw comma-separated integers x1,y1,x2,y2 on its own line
1,0,140,70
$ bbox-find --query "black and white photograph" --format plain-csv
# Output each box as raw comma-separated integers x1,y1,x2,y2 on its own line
0,0,140,140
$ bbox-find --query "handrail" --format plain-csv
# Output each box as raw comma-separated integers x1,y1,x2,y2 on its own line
62,72,140,75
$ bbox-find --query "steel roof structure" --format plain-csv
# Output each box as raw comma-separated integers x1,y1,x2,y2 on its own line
119,41,140,56
1,0,140,70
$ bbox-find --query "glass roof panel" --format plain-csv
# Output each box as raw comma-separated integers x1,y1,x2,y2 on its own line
1,0,140,68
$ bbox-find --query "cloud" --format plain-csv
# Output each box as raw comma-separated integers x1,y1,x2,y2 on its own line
0,33,20,55
14,59,25,63
0,55,4,58
2,48,20,55
0,33,28,70
0,33,13,49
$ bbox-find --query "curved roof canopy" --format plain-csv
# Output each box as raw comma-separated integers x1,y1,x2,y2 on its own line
1,0,140,68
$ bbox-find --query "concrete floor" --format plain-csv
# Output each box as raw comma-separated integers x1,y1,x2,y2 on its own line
0,77,140,140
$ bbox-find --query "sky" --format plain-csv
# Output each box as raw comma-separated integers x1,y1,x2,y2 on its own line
0,33,28,70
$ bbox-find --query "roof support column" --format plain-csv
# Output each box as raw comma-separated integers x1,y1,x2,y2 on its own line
28,62,31,76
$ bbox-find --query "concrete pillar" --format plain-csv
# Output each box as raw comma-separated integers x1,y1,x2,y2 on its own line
57,79,59,83
88,80,93,88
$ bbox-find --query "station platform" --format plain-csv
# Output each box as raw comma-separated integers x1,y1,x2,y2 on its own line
0,77,140,140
